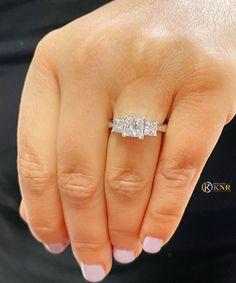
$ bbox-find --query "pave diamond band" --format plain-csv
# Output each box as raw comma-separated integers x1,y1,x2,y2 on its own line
109,115,167,139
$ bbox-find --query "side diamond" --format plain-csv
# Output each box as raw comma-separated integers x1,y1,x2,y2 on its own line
112,117,124,133
144,121,158,136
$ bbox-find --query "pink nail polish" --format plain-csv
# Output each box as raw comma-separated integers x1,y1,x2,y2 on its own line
44,243,67,254
113,249,135,264
80,263,106,282
143,237,163,253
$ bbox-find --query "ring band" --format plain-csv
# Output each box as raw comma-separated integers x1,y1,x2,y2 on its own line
108,115,167,140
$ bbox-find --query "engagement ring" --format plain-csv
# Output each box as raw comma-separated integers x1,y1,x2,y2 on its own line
108,115,167,139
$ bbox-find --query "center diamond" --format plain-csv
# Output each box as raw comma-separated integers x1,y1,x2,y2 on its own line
122,115,145,139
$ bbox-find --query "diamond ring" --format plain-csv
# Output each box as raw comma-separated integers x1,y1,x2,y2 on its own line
108,115,167,139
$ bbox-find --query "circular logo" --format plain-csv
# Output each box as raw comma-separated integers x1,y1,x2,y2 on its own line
202,181,213,193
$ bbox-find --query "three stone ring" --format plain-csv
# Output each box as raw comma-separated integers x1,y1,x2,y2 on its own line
108,115,167,140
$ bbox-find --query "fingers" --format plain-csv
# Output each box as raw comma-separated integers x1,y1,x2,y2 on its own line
105,82,172,263
57,76,112,281
140,94,227,253
17,41,68,253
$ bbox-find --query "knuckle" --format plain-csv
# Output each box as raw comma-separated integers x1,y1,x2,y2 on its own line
108,226,138,241
17,154,55,189
132,35,193,70
74,27,119,70
71,239,106,252
149,208,182,223
35,30,59,56
133,34,229,91
147,208,182,237
71,239,108,261
158,157,199,190
107,227,138,250
33,29,63,66
83,28,113,56
30,224,60,243
58,172,99,203
106,168,148,199
145,208,182,244
84,32,109,56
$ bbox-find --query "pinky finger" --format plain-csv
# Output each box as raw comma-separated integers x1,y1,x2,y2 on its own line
140,94,230,253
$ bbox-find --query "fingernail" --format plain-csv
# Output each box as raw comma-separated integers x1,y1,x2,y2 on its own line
113,248,135,264
143,237,163,253
80,263,106,283
44,243,67,254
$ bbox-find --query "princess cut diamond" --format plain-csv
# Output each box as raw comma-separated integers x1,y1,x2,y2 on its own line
122,115,145,139
144,121,158,136
112,117,124,133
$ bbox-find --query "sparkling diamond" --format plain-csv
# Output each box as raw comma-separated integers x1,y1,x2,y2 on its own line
122,115,145,139
144,121,158,136
112,117,124,133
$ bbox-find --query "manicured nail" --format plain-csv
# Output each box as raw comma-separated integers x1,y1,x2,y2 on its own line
80,263,106,283
113,248,135,264
44,243,67,254
143,237,163,253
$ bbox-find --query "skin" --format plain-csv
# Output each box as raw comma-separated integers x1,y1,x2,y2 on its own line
17,0,236,281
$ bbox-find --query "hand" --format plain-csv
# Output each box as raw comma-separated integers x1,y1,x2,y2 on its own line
17,0,236,282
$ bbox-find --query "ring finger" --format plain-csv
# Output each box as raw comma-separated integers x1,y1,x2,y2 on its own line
105,80,171,263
